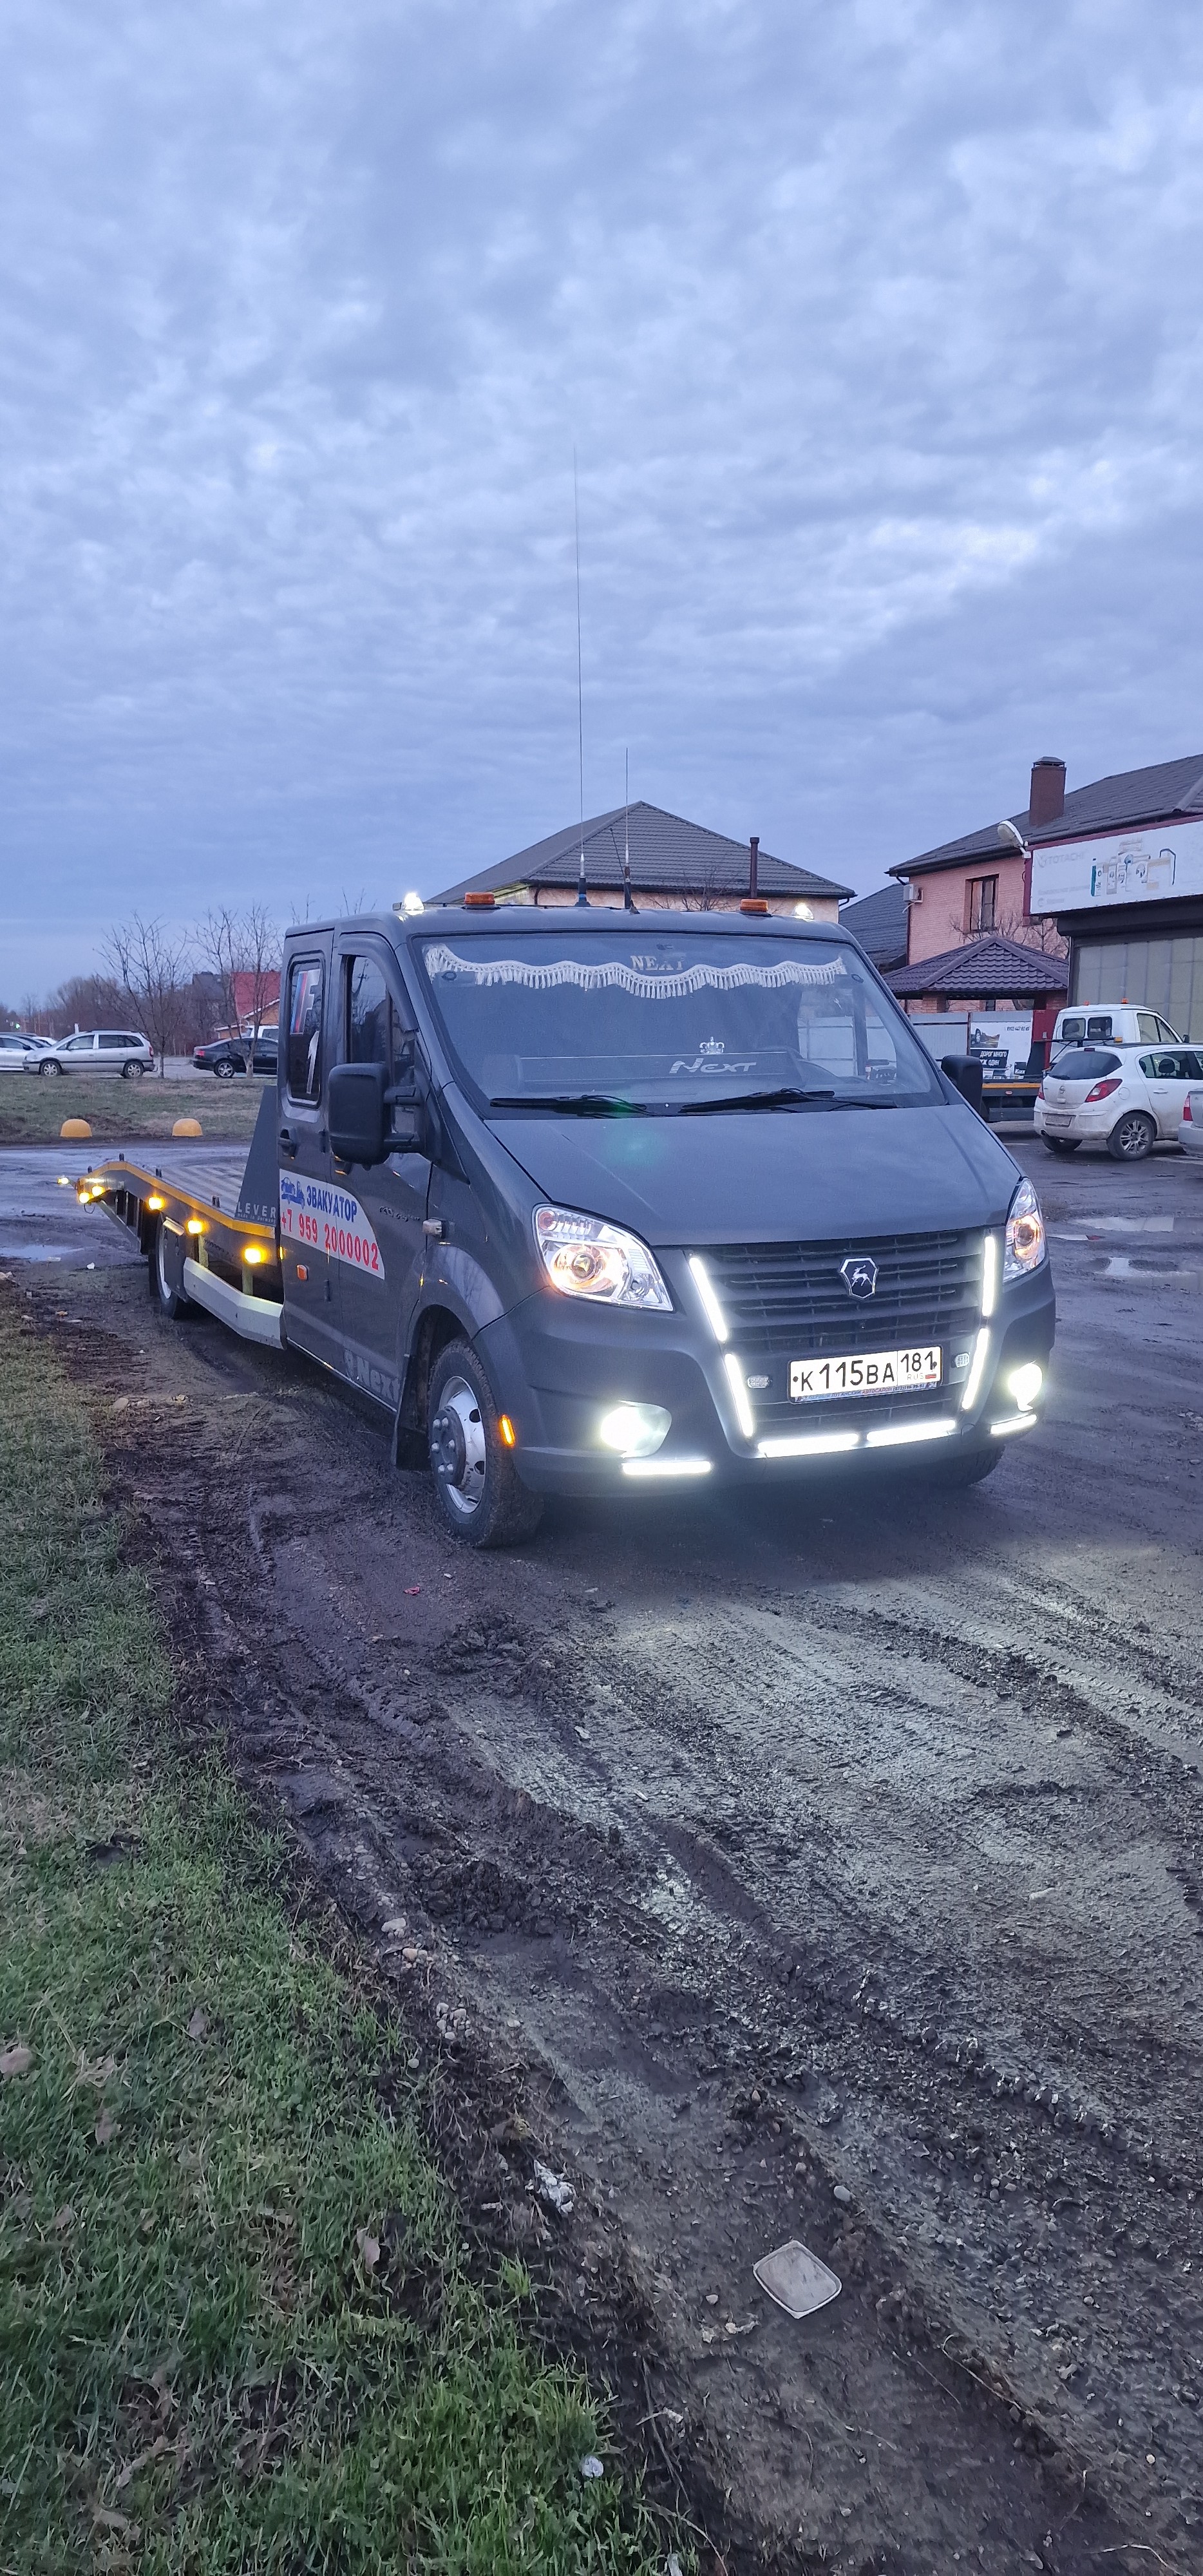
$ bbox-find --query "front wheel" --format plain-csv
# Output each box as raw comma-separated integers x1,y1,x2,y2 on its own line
428,1341,543,1547
40,1059,64,1076
1108,1110,1155,1162
1041,1135,1079,1155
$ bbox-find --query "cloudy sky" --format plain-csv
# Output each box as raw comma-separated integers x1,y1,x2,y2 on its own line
3,0,1202,994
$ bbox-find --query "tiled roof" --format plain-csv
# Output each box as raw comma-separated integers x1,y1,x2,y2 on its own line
431,801,852,903
891,753,1203,880
839,882,908,967
886,935,1069,1000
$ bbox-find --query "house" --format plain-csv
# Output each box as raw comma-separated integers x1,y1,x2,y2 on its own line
889,757,1071,963
838,882,908,972
429,801,851,920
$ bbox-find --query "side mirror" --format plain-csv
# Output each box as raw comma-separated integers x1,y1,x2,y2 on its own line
941,1054,984,1115
328,1062,388,1166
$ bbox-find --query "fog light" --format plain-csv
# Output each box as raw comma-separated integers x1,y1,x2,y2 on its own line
1008,1362,1043,1411
598,1401,672,1458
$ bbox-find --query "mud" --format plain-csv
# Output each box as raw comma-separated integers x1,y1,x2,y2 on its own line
17,1140,1203,2573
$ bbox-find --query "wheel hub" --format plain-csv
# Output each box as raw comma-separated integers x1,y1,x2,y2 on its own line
430,1376,487,1516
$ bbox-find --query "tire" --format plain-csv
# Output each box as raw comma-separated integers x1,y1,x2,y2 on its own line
1041,1135,1079,1155
428,1340,543,1548
40,1059,64,1075
149,1220,189,1320
121,1060,146,1078
214,1057,237,1080
1107,1110,1155,1162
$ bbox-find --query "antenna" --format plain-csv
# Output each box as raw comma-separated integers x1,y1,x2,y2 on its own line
574,451,588,907
623,748,636,911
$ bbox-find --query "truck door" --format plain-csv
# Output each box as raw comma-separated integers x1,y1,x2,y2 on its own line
332,940,430,1410
278,944,343,1368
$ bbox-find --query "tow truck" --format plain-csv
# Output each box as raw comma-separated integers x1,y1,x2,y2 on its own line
79,902,1054,1546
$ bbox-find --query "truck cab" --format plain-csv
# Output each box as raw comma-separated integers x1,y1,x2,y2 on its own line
269,904,1055,1546
1052,1003,1182,1054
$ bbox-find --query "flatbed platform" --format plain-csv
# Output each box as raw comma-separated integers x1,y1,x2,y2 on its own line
78,1094,283,1345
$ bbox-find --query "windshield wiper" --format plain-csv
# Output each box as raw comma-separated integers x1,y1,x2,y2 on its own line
678,1086,836,1115
829,1094,899,1108
488,1093,648,1116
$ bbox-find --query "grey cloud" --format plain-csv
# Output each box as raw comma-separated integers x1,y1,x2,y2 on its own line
3,0,1203,986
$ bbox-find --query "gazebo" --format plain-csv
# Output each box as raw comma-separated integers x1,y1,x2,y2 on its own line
885,933,1069,1014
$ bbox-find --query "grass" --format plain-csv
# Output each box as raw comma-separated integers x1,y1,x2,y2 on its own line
0,1298,675,2576
0,1077,267,1149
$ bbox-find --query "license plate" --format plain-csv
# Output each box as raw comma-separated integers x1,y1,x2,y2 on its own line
1042,1113,1072,1128
790,1346,942,1400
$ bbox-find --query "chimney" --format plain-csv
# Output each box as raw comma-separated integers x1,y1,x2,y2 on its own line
1028,757,1065,829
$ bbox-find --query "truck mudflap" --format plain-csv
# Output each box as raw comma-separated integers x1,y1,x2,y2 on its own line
182,1256,283,1347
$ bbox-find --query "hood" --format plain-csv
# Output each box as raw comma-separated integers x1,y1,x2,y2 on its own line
490,1103,1020,1245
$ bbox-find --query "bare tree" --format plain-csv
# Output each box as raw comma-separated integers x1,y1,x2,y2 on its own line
242,902,280,1040
102,917,193,1075
196,905,243,1041
678,855,728,911
954,904,1067,958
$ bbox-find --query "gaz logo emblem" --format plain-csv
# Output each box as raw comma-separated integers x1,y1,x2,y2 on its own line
840,1256,878,1300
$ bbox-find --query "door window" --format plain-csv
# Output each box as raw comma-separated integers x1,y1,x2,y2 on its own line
286,961,325,1102
99,1033,128,1050
345,955,395,1071
64,1034,95,1052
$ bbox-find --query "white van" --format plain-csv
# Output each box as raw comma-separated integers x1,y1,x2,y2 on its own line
1052,1003,1182,1055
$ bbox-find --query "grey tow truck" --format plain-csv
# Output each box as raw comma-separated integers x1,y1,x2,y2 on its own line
82,900,1055,1544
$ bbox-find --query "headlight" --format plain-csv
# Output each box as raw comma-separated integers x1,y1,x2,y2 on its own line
1004,1177,1046,1280
534,1205,672,1311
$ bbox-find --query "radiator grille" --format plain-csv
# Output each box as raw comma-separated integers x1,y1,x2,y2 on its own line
699,1229,983,1354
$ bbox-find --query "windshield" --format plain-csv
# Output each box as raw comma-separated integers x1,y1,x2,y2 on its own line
416,930,944,1110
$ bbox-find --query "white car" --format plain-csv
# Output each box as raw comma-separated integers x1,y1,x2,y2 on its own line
1036,1043,1203,1160
30,1028,155,1077
1180,1089,1203,1162
0,1031,55,1071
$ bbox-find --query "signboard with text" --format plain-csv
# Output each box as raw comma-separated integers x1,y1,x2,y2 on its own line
1030,813,1203,915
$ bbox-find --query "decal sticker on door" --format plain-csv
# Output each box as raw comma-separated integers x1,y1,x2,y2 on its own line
279,1171,383,1274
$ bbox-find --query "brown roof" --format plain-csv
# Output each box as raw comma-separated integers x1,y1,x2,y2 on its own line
432,801,852,904
886,935,1069,1001
891,753,1203,881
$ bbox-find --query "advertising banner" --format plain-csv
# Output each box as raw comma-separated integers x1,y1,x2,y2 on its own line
1030,813,1203,914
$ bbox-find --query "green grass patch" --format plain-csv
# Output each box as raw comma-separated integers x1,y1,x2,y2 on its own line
0,1076,266,1149
0,1303,674,2575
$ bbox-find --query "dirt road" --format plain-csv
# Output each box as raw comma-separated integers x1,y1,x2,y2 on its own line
15,1139,1203,2573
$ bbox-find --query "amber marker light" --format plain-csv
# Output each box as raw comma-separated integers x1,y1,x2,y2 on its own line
185,1218,204,1236
146,1194,166,1211
242,1244,266,1265
498,1414,517,1448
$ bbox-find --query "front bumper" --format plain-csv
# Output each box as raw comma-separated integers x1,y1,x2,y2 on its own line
475,1262,1056,1496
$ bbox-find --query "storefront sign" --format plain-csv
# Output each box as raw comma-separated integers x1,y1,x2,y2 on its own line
1030,813,1203,913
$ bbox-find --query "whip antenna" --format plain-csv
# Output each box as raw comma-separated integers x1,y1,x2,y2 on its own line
574,451,588,907
623,747,635,911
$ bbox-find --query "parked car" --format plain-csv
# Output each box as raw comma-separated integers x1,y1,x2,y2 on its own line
0,1031,55,1070
30,1029,155,1077
193,1025,278,1079
1050,1003,1182,1056
1036,1043,1203,1159
1179,1090,1203,1162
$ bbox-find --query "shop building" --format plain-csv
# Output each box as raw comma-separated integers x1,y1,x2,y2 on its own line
890,751,1203,1039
